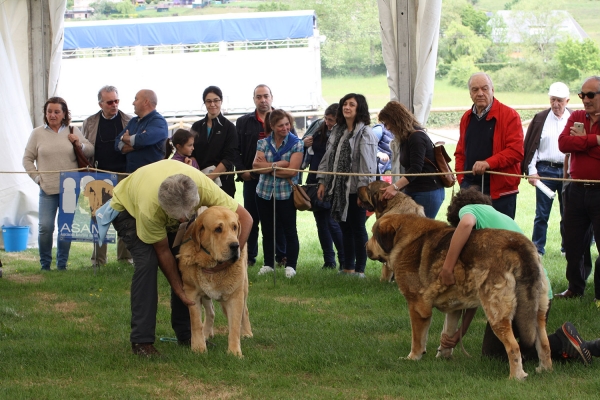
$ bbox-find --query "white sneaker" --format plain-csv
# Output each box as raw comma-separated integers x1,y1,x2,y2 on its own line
258,266,274,275
285,266,296,278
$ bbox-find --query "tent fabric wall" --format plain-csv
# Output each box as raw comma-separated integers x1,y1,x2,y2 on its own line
0,0,65,250
378,0,441,125
0,1,39,249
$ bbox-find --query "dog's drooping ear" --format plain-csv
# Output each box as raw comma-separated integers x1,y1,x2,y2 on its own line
373,215,402,254
191,213,206,253
374,193,388,217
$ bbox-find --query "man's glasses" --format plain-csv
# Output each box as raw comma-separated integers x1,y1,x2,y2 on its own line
205,99,222,105
578,91,600,100
104,99,120,105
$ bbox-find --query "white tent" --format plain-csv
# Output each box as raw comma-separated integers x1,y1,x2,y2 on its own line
0,0,441,249
0,0,65,249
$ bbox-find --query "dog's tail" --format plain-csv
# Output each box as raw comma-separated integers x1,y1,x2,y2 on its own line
512,244,548,349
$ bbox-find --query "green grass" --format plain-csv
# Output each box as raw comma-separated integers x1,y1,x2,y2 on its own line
322,76,552,111
2,169,600,399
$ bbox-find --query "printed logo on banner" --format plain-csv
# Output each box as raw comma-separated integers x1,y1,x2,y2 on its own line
58,172,118,243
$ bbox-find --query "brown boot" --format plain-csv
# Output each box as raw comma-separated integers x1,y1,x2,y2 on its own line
132,343,160,357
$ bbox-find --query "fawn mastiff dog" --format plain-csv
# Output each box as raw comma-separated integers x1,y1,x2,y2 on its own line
178,206,252,357
366,214,552,380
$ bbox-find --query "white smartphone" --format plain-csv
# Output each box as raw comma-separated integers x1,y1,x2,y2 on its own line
573,122,585,134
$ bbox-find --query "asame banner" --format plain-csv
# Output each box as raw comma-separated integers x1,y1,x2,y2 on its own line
58,172,118,243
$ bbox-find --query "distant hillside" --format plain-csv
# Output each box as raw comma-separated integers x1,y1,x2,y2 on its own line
475,0,600,46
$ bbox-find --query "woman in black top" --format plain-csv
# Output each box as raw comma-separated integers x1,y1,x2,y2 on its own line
190,86,238,197
378,101,445,219
303,103,345,269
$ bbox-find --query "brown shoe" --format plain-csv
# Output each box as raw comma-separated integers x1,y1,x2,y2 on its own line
132,343,160,357
554,289,583,299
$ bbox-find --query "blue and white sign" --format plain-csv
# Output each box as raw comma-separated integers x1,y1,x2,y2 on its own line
58,172,118,243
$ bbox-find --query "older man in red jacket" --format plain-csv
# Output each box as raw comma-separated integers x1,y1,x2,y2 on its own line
455,72,524,218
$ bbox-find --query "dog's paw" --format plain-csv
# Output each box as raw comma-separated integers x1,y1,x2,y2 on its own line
436,347,453,359
227,348,244,358
509,370,528,381
242,332,253,338
191,344,208,354
404,351,424,361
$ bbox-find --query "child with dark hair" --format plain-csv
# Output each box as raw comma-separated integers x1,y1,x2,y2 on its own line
438,187,599,365
165,129,199,169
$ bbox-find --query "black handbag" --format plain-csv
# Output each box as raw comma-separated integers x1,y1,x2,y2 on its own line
301,184,331,211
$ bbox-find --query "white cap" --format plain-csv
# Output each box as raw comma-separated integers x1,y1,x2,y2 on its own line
548,82,570,98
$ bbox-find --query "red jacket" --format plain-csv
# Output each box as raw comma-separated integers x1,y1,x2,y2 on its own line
455,99,524,199
558,110,600,180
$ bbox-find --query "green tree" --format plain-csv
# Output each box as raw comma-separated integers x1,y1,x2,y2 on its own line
116,1,136,15
460,4,490,36
288,0,383,76
555,39,600,84
439,21,490,65
258,2,290,12
90,0,117,15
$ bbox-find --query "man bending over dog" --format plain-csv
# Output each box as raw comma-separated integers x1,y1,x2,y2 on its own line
438,187,600,365
97,159,252,357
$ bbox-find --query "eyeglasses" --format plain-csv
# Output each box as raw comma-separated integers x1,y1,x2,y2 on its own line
103,99,120,105
205,99,222,105
578,91,600,100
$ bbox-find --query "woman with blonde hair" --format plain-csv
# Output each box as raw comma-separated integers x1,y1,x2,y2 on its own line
378,101,444,219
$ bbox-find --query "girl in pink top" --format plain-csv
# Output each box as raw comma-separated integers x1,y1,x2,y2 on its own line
165,129,199,169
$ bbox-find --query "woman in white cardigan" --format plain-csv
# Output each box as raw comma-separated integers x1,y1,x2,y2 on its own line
23,97,94,271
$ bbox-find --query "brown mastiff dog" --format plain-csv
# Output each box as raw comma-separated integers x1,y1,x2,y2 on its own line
178,206,252,357
358,180,425,281
366,214,552,380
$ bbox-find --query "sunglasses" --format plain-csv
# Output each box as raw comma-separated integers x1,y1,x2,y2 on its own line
104,99,120,105
578,91,600,100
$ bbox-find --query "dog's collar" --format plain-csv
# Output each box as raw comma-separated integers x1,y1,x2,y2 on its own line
200,244,211,256
201,261,232,274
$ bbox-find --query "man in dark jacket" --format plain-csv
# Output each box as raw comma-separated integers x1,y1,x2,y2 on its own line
522,82,570,256
81,85,132,265
235,84,286,267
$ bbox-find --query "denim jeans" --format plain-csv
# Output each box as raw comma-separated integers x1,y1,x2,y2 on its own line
313,208,345,266
339,194,368,273
531,163,564,255
460,181,517,219
243,179,286,263
406,188,445,219
255,195,299,269
38,189,71,270
563,183,600,297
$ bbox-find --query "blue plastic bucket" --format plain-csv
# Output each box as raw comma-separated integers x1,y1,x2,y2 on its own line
2,226,29,252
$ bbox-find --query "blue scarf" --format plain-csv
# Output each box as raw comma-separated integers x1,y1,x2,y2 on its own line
266,133,300,161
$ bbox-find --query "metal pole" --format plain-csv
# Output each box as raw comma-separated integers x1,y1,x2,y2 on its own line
272,165,277,286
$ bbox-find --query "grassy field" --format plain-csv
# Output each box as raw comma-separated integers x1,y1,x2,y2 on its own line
322,76,551,111
2,163,600,399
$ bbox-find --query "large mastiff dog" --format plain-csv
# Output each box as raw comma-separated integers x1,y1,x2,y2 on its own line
366,214,552,380
178,206,252,357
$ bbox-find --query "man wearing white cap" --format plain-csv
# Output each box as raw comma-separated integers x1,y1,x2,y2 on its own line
522,82,571,256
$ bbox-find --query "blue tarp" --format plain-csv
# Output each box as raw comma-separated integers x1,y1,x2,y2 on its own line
64,10,316,49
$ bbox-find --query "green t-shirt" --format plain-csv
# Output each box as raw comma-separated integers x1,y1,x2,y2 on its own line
111,159,238,244
458,204,552,298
